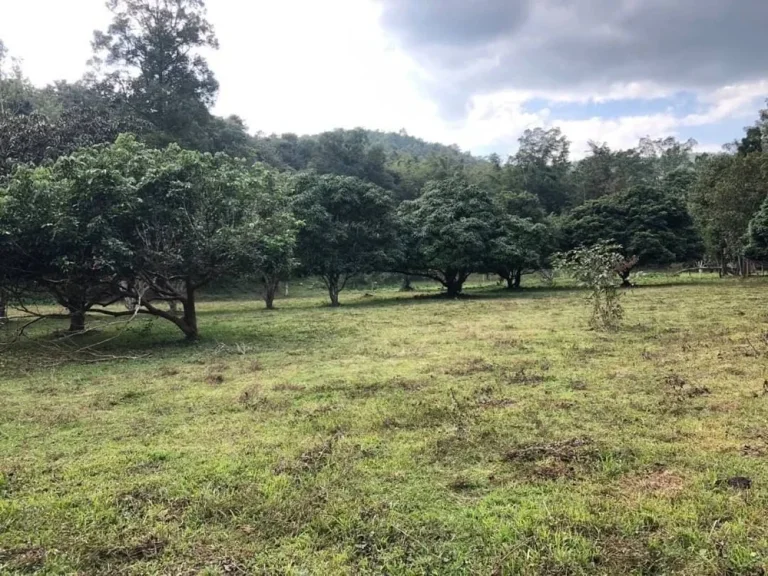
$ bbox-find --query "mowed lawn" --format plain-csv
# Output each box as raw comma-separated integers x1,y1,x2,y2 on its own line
2,279,768,575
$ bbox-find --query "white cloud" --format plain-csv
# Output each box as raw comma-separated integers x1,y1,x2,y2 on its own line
206,0,441,137
0,0,111,84
423,79,766,159
0,0,763,160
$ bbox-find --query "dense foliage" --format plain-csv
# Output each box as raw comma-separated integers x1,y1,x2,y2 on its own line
2,0,768,338
0,136,294,338
560,185,703,283
398,176,502,296
291,173,399,306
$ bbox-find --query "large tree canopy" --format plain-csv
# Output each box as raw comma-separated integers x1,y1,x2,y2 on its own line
0,135,290,338
90,0,223,151
0,139,143,330
561,185,702,282
291,173,399,306
398,176,501,296
489,192,553,289
689,152,768,268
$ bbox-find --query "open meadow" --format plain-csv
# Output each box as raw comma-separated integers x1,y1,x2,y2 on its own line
2,278,768,575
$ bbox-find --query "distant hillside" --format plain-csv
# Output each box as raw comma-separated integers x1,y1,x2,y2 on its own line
362,129,479,162
250,128,481,170
249,127,488,200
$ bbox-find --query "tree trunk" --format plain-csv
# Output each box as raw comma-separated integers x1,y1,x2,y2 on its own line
506,275,514,290
179,283,198,340
443,269,465,297
328,286,340,307
399,275,414,292
326,275,341,307
68,310,86,333
513,268,522,289
264,276,279,310
619,270,632,288
0,292,6,324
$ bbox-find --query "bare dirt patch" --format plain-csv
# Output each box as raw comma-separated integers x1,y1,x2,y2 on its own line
504,437,596,464
620,469,685,498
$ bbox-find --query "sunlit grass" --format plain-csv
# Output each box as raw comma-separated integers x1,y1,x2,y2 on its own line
2,276,768,574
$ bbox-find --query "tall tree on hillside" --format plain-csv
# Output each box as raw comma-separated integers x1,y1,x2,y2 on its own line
0,48,141,178
637,136,697,183
90,0,220,150
0,40,36,118
309,129,396,190
567,142,649,205
508,127,571,213
736,126,763,155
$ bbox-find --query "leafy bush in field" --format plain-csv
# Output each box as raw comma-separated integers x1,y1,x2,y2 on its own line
555,243,626,330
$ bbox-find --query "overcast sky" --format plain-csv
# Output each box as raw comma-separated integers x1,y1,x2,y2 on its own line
1,0,765,158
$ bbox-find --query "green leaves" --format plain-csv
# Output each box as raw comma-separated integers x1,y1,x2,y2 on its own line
561,184,702,267
291,173,399,304
554,242,625,330
689,152,768,262
0,135,295,336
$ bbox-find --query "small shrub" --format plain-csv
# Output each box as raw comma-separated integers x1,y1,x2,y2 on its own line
554,242,626,330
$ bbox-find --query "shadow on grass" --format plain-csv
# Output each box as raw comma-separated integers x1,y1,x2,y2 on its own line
336,276,757,310
0,308,343,374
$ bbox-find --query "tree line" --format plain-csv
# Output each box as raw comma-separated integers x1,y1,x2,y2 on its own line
2,0,768,340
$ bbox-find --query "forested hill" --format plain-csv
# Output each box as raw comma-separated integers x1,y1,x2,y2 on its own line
249,127,485,199
251,128,479,170
365,129,479,161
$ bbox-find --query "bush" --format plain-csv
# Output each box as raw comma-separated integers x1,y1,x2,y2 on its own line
555,242,625,330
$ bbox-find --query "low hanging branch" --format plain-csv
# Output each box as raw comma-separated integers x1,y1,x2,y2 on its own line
0,292,150,364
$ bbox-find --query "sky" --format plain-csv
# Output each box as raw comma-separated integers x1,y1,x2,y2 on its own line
0,0,765,159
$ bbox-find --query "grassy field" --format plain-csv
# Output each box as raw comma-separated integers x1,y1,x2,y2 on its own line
2,277,768,575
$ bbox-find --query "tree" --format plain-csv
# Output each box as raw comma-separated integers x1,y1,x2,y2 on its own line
0,40,36,118
119,141,281,338
243,174,299,309
398,176,500,296
90,0,222,150
307,128,397,191
0,185,10,323
561,185,702,285
689,153,768,273
637,136,697,182
0,73,145,178
508,127,571,213
0,136,285,339
737,126,763,155
291,173,399,306
0,141,142,332
555,242,626,330
489,192,553,289
745,196,768,261
567,142,649,205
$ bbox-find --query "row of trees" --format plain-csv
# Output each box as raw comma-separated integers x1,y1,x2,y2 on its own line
2,0,768,341
0,130,706,340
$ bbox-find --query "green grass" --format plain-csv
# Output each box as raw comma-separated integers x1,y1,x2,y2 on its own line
2,277,768,574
